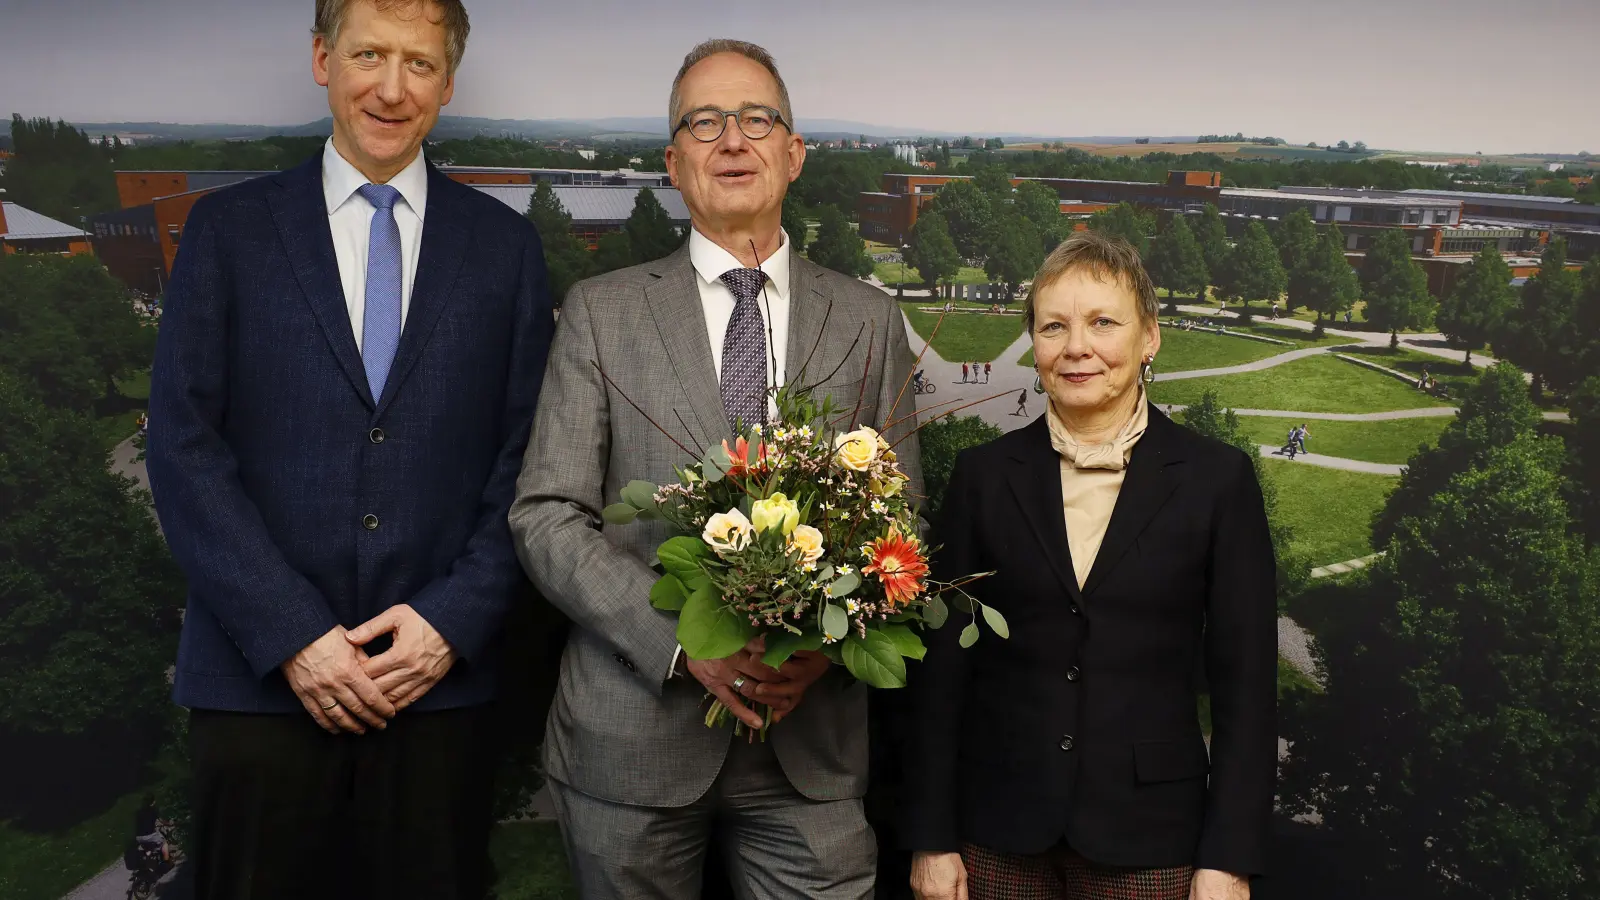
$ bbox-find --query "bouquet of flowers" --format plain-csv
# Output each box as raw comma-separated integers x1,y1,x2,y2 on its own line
602,384,1005,735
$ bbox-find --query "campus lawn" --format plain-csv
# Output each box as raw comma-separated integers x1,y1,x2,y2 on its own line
1229,322,1356,348
875,262,997,287
1234,415,1450,465
1340,345,1481,398
1153,328,1293,373
95,368,152,451
1148,353,1449,414
900,303,1026,363
1263,459,1397,566
0,791,146,900
491,822,578,899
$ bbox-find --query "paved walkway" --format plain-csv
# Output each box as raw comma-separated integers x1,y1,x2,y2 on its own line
63,860,179,900
1256,445,1404,476
1311,553,1385,579
1175,303,1505,371
1154,345,1353,382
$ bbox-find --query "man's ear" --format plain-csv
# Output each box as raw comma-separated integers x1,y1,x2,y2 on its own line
312,36,332,88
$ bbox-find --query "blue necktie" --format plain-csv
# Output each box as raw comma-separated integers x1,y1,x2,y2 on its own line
358,183,402,401
719,268,770,428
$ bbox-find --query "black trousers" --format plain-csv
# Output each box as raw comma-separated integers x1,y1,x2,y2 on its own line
187,706,496,900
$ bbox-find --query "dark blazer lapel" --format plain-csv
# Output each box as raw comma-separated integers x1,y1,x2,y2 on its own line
645,245,727,451
376,162,471,416
1007,416,1084,604
1080,404,1186,597
267,157,374,409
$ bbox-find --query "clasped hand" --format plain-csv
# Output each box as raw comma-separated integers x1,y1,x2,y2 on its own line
684,636,833,730
280,604,456,734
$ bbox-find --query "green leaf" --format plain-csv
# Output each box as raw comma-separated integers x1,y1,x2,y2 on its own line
762,630,825,669
650,575,688,611
925,594,949,630
881,623,927,661
959,622,980,648
822,603,850,642
620,480,658,510
703,444,732,482
658,536,710,584
602,503,639,525
819,642,844,664
677,585,753,660
981,604,1011,639
828,571,861,599
818,564,835,582
842,631,908,688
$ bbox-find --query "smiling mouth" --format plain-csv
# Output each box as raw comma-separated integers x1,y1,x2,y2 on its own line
1061,373,1096,382
716,169,754,180
365,111,408,126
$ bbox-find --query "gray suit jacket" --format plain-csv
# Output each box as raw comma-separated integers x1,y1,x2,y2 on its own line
509,242,923,808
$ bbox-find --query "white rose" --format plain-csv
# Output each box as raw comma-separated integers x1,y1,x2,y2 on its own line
786,525,826,565
834,427,881,472
702,508,754,557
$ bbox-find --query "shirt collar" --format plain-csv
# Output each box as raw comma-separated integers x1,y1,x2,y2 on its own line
321,137,429,221
688,226,790,302
1047,388,1150,471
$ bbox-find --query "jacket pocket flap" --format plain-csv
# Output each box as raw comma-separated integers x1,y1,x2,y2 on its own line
1133,738,1210,784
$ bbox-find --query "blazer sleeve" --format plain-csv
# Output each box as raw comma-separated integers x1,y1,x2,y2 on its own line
145,196,341,679
506,280,680,694
897,448,980,852
408,225,555,661
1196,449,1279,876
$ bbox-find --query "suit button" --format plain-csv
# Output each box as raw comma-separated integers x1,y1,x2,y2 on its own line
362,514,379,531
614,653,637,673
1059,735,1075,752
1066,666,1081,682
369,427,385,444
1069,604,1081,616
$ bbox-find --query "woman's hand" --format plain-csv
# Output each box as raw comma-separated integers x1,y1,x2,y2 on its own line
1190,868,1249,900
910,851,967,900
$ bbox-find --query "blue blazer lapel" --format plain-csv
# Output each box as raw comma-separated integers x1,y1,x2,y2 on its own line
267,156,375,409
376,162,471,416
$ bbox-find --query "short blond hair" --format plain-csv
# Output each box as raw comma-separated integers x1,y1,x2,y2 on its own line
668,39,794,135
1024,231,1160,333
313,0,470,74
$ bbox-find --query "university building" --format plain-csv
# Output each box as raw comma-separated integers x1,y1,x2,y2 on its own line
0,199,93,257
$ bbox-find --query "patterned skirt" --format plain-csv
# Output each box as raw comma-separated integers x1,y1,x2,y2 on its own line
961,842,1195,900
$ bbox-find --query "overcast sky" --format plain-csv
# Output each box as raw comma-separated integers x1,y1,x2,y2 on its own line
2,0,1595,154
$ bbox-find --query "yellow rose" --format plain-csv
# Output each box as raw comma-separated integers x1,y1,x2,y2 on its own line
702,508,754,556
750,492,801,535
786,524,825,565
834,427,881,472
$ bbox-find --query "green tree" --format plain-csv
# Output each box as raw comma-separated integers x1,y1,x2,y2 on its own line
983,214,1045,301
1272,208,1319,310
0,115,119,223
917,414,1003,516
906,211,961,298
1436,246,1514,367
809,204,873,278
1497,238,1582,400
593,231,635,274
1085,202,1155,258
523,181,595,305
1289,225,1360,337
1193,203,1231,300
1280,436,1600,899
1361,229,1435,348
1568,376,1600,542
781,194,810,256
623,186,684,264
970,163,1013,202
1574,256,1600,381
1013,181,1065,251
1145,215,1209,310
1216,220,1286,319
1178,390,1311,601
929,180,995,261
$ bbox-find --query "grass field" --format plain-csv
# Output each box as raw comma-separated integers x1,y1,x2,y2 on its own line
1264,459,1398,565
1148,353,1448,414
491,822,578,899
901,303,1026,362
1236,414,1450,465
1154,328,1295,373
874,261,994,287
0,791,146,900
1339,346,1481,397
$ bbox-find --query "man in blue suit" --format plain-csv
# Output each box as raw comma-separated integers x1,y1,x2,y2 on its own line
145,1,552,896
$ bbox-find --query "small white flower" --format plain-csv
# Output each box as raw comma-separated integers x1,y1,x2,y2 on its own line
845,599,859,614
800,425,814,439
802,561,817,573
837,564,854,576
822,632,840,644
810,579,823,590
775,577,789,588
870,499,888,515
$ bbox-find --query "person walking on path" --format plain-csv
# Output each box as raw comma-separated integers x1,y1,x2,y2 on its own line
962,362,970,383
983,362,991,384
1013,388,1029,417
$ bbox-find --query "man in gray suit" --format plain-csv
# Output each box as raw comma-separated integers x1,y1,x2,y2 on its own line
509,38,922,900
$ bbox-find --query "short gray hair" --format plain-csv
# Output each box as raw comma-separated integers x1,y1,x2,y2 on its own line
668,39,794,136
1023,231,1160,333
313,0,470,74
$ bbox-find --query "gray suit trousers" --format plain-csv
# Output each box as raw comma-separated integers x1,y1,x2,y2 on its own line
547,737,875,900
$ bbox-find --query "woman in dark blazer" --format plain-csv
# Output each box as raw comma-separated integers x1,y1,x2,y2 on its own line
903,233,1277,900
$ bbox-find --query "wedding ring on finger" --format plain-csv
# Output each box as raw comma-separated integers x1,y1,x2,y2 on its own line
732,676,748,691
320,698,338,710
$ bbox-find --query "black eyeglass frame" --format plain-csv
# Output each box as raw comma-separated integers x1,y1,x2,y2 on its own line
672,105,792,143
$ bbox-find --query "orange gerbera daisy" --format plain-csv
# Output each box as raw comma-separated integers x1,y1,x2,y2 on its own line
863,528,929,607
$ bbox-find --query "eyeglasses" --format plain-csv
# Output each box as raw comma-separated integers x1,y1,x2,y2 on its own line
673,105,790,143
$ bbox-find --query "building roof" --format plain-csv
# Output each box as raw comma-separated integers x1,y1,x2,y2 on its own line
1222,187,1459,209
1400,188,1578,205
470,184,691,225
1,202,89,240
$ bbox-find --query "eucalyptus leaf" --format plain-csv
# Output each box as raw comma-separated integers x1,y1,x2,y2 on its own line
828,571,861,599
601,503,640,525
841,631,908,688
818,564,835,582
924,595,949,630
677,586,753,660
650,575,689,611
981,604,1011,639
620,480,658,511
959,622,980,649
822,603,849,642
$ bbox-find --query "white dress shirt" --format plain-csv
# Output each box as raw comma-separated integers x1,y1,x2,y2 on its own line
322,138,428,351
689,226,792,422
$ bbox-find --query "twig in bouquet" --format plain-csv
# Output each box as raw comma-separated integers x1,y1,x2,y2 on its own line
590,360,697,458
883,389,1013,432
885,390,1015,453
887,308,949,428
795,322,866,397
750,239,780,425
927,571,999,596
850,320,877,431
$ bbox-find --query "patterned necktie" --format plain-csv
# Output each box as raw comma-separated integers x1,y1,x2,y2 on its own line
719,268,770,428
357,183,402,401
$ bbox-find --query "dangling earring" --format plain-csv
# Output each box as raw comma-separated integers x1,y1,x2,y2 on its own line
1033,374,1045,394
1141,357,1156,385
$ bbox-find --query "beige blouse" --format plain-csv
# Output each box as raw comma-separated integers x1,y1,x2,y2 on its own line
1045,392,1151,588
